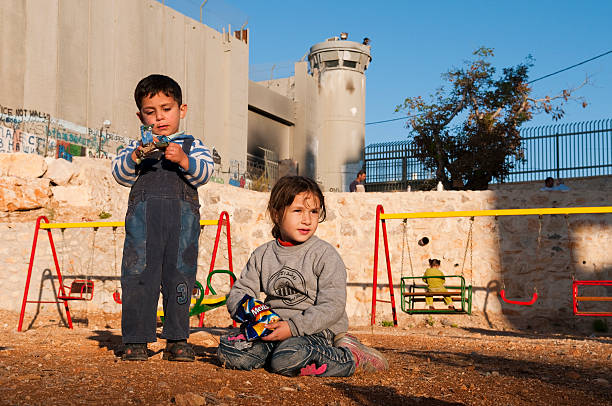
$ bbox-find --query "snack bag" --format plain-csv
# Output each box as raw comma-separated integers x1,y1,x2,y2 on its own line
234,295,281,341
140,124,154,145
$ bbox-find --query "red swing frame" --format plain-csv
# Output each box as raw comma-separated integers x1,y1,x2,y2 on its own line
18,216,91,331
572,280,612,316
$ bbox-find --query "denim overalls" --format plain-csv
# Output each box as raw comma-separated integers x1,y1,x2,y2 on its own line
120,139,200,344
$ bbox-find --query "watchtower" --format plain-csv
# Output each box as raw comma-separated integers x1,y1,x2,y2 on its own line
308,34,371,191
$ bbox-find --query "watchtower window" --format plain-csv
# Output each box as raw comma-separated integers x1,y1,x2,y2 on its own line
343,60,357,68
324,60,339,68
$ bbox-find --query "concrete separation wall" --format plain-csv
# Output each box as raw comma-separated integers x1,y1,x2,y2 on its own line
1,154,610,332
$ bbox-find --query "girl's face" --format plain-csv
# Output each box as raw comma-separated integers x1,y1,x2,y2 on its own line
278,191,321,244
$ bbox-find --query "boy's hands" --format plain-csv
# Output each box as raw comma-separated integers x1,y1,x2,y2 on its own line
164,141,189,170
131,137,189,171
261,320,292,341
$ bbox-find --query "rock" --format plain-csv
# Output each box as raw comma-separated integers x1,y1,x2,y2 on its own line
174,392,207,406
52,185,91,207
45,158,75,185
593,378,609,386
216,386,236,399
190,331,218,347
566,371,581,380
0,153,47,178
0,176,51,211
279,386,297,392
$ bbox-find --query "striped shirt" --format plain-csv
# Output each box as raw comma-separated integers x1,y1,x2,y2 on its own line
111,132,214,189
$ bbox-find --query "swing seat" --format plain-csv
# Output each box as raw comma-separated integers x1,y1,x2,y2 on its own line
499,289,538,306
400,276,472,315
57,279,94,301
572,280,612,316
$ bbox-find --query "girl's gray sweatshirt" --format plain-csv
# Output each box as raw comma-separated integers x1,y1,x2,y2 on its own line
226,236,349,337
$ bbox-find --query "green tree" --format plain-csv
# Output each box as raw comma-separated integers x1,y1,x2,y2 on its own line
395,47,586,190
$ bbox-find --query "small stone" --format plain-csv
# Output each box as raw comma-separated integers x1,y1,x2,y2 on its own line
280,386,297,392
594,378,609,386
174,392,206,406
217,387,236,399
491,371,500,377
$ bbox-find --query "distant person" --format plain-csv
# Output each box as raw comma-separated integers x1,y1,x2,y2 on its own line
423,258,455,310
349,170,366,192
555,179,570,191
540,177,555,191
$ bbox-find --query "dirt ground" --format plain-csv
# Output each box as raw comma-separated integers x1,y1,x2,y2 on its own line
1,308,611,406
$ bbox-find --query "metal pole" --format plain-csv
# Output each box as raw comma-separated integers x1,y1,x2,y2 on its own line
44,115,50,157
98,126,103,158
200,0,208,23
555,132,560,180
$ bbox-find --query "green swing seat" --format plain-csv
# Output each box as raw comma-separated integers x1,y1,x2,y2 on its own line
400,275,473,315
158,269,236,322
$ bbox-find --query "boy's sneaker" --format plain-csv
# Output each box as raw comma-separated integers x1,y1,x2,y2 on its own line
163,340,195,362
334,333,389,373
122,343,148,361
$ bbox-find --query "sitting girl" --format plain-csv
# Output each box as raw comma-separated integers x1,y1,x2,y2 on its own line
217,176,388,376
423,258,455,310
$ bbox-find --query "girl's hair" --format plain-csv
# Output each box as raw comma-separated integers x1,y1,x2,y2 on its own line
429,258,441,267
268,176,326,239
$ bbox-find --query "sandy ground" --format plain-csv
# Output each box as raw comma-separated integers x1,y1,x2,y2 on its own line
1,308,611,406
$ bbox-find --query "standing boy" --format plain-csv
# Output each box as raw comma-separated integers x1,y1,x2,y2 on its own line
112,74,214,361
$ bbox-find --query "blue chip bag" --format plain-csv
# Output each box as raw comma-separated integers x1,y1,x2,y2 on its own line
140,124,154,145
234,295,281,341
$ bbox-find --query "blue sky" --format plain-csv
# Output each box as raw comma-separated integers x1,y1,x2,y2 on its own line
167,0,612,145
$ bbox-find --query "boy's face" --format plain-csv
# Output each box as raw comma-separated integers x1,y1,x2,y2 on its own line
278,191,321,244
137,91,187,137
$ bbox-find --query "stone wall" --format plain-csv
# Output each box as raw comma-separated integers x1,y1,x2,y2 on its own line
1,153,610,332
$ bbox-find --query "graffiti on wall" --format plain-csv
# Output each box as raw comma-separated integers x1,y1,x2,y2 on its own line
0,126,38,153
0,104,133,160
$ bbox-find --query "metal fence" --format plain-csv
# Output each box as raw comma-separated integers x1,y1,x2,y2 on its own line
365,119,612,191
503,119,612,182
364,141,435,192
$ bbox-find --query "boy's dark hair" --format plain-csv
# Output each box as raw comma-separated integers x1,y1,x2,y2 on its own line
268,176,326,239
134,74,182,110
428,258,441,267
357,169,366,177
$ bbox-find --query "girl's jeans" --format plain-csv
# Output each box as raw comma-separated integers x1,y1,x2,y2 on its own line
217,329,356,377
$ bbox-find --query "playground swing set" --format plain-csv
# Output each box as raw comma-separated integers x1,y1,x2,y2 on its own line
397,215,473,315
18,211,237,332
371,205,612,327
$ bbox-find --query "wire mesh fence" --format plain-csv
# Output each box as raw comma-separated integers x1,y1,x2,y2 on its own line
364,119,612,191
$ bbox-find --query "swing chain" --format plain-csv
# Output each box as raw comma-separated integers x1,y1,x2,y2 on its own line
460,216,474,280
401,218,415,284
533,215,543,294
564,214,577,281
112,226,119,281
